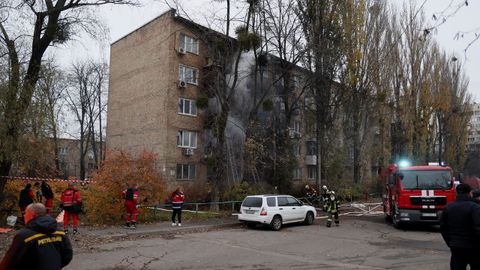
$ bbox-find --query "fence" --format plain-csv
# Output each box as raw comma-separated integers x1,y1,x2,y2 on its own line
145,200,244,218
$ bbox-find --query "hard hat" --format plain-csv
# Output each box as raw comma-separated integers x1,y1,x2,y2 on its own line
305,185,310,189
329,191,335,195
322,185,327,190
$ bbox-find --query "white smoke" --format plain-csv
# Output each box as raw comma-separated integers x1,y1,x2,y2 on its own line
224,51,256,183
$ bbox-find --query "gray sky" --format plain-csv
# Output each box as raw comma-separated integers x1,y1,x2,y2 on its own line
54,0,480,101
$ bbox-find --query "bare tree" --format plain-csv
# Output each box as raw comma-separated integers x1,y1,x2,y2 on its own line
0,0,139,201
36,60,67,172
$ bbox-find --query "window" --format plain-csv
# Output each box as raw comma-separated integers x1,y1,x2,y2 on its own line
179,33,199,54
60,162,68,171
307,165,317,179
293,167,302,179
293,144,301,156
177,130,197,148
59,147,68,156
278,197,289,207
87,150,94,159
179,65,198,84
293,120,301,133
176,163,196,180
178,98,197,116
305,97,316,110
242,197,263,207
267,197,276,207
306,141,317,155
306,122,317,135
292,74,302,89
400,170,452,190
287,197,301,206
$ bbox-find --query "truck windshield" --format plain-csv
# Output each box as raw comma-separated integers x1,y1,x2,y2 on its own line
400,170,452,190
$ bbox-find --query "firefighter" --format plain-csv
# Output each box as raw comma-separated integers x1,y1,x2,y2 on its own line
326,191,340,227
122,184,139,229
60,183,82,235
321,185,329,212
40,181,54,215
0,203,73,269
305,185,318,198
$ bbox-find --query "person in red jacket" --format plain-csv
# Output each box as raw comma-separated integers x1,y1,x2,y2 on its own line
171,187,185,227
60,183,82,235
122,184,139,229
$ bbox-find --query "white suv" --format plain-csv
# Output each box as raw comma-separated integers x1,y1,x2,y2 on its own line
238,195,317,230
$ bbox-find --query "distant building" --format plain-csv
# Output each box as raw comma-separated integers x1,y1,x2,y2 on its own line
57,138,99,179
467,103,480,152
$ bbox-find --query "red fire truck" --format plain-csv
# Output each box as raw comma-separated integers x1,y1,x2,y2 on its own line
383,163,456,228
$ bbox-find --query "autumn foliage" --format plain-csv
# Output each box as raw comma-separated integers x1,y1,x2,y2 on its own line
86,150,166,224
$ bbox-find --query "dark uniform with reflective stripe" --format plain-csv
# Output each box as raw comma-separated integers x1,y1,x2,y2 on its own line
326,195,340,227
0,215,73,270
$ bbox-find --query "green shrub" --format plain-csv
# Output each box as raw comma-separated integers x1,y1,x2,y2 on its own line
223,181,265,201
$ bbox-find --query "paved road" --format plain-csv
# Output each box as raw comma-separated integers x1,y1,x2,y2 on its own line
65,216,450,270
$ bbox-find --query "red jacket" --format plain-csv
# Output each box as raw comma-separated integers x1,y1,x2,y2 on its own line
122,188,139,205
171,192,184,210
61,189,81,207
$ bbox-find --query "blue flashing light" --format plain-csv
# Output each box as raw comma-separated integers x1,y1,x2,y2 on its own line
398,160,411,168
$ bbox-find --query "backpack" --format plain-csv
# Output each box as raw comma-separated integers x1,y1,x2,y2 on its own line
125,188,134,201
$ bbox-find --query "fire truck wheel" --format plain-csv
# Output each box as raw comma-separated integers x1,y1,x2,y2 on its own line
392,207,402,229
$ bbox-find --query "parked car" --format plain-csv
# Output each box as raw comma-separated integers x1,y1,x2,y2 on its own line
238,195,317,231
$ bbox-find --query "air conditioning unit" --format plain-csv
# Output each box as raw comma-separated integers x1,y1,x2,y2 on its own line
204,57,214,68
178,47,186,55
289,129,295,138
183,148,194,156
178,80,187,88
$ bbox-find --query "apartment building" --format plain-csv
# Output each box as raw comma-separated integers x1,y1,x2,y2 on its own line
57,138,98,179
107,9,317,186
467,103,480,152
107,9,210,185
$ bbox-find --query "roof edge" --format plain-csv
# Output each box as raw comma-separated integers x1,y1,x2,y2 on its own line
111,8,176,46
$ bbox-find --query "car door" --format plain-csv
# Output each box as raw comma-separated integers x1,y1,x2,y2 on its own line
277,196,293,222
287,196,305,221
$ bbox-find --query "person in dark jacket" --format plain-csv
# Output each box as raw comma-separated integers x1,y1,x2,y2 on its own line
0,203,73,270
440,183,480,270
41,181,55,215
18,183,35,224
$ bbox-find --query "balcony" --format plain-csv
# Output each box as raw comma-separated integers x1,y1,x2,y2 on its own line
305,155,317,165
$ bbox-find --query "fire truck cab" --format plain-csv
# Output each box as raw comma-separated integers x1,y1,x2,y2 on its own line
383,164,456,228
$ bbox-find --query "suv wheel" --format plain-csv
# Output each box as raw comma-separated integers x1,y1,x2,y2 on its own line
271,215,282,231
304,212,314,225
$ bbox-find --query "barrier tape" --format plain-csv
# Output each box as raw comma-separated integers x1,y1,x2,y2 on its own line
0,176,96,184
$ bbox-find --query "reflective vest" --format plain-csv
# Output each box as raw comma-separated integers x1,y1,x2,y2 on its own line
61,189,81,207
327,199,340,213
